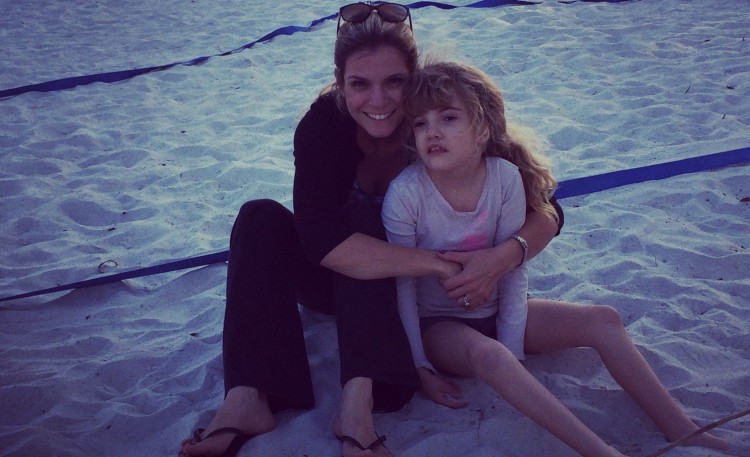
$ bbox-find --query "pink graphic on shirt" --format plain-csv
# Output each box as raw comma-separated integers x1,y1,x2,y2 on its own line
458,210,490,251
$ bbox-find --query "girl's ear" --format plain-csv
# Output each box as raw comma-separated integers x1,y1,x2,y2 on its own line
477,126,490,146
476,127,491,155
476,121,490,140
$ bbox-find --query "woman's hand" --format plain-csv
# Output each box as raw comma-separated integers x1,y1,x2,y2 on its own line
417,367,468,409
438,241,521,309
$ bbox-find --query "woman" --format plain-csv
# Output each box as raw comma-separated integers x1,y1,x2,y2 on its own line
179,5,471,457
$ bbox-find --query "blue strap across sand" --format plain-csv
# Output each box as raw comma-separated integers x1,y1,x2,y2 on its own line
1,146,748,303
0,0,629,99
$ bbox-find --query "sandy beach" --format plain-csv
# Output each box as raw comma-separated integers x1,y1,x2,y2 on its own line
1,0,748,456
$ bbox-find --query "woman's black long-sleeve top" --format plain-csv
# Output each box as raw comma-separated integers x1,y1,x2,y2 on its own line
292,93,366,264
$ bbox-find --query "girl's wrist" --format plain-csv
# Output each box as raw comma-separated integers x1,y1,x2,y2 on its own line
433,251,460,278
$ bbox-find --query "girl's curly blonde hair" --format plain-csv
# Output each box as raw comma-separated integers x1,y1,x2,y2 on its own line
403,60,558,222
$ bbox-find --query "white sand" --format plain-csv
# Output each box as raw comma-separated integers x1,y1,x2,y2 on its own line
1,0,748,456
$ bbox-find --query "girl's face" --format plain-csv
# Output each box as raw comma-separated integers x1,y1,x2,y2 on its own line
341,46,409,139
412,92,488,174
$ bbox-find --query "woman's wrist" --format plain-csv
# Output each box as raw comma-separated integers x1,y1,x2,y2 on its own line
498,237,524,270
518,210,559,260
510,234,528,267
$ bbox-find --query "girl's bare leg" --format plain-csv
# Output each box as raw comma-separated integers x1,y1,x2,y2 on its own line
525,299,729,451
333,377,392,457
423,321,626,457
179,386,276,456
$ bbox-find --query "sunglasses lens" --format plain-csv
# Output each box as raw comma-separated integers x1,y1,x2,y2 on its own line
340,3,374,22
377,4,409,22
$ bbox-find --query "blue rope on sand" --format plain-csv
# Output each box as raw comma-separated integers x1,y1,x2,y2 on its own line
555,147,750,199
0,13,334,99
0,0,632,99
1,146,748,303
0,251,230,303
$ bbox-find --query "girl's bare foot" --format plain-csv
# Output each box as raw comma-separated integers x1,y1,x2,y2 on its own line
179,386,276,457
667,425,730,452
333,377,392,457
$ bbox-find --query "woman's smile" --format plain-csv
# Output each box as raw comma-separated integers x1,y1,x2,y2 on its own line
365,109,396,121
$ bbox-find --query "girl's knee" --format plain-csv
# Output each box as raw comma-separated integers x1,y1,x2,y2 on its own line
591,304,624,329
466,338,515,373
587,305,628,349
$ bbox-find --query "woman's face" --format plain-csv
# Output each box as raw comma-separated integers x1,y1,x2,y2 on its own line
341,46,409,139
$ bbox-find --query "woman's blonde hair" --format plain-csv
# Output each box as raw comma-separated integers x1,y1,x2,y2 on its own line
403,60,558,221
321,13,418,111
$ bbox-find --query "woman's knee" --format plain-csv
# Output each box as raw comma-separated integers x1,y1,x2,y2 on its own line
231,199,293,244
236,199,289,227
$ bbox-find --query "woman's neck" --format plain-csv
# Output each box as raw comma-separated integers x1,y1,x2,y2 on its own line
355,126,409,196
356,126,403,158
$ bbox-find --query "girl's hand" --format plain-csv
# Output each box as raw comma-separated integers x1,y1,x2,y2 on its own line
417,367,468,409
438,246,516,309
434,254,463,281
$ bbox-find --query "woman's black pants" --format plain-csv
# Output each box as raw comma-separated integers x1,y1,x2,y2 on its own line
222,199,418,413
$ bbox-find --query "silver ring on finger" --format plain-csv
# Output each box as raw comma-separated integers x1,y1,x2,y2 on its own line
463,295,471,310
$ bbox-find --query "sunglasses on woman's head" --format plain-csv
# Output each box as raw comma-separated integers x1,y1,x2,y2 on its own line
337,2,412,33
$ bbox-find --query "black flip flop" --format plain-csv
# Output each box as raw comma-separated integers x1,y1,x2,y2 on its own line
338,433,388,454
188,427,254,457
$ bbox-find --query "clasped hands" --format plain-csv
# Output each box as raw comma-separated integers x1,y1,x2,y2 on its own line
436,247,516,311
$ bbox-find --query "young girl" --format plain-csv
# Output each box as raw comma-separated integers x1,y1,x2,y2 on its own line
382,61,729,457
382,62,540,368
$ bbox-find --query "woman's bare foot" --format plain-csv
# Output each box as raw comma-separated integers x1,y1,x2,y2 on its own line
333,377,392,457
179,386,276,457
